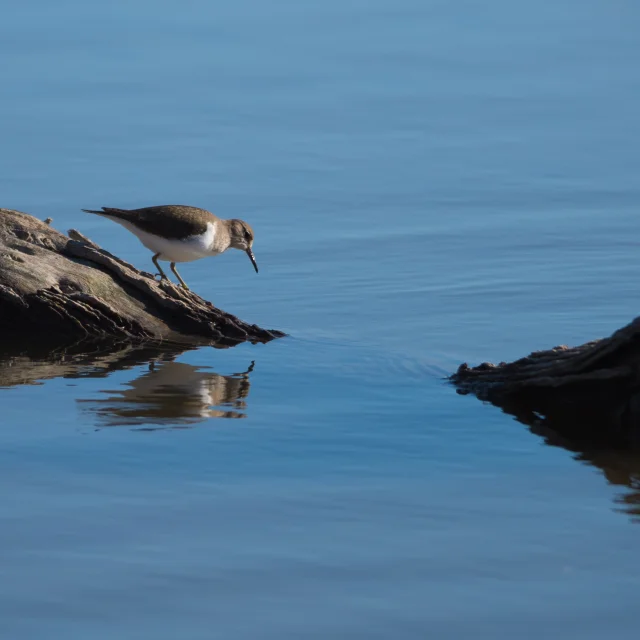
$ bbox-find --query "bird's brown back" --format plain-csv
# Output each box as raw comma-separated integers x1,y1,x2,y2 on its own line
84,205,219,240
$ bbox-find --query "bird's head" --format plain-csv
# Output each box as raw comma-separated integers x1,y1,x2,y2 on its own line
227,219,258,273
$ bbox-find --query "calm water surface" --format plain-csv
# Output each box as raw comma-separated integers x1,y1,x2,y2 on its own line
1,1,640,638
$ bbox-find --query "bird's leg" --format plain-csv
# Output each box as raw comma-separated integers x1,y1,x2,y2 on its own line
152,253,169,281
170,262,190,290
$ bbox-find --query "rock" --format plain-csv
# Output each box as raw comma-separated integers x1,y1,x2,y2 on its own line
450,316,640,447
0,208,284,346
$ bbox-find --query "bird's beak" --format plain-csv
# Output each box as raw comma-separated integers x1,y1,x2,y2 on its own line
246,248,259,273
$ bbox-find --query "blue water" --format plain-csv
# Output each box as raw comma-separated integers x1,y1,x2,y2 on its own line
1,1,640,638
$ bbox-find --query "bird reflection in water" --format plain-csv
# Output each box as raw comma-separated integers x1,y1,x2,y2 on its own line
80,359,255,429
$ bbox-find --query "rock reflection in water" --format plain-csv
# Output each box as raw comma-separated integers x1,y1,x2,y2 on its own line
506,404,640,521
81,359,255,428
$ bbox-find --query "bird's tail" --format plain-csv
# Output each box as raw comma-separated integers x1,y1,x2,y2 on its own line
82,207,129,217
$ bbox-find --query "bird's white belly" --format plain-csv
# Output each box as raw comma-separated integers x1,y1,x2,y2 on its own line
117,220,218,263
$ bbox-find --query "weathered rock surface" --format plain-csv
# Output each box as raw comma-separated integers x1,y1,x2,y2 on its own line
0,208,284,346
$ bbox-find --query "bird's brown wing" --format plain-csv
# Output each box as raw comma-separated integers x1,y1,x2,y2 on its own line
82,205,216,240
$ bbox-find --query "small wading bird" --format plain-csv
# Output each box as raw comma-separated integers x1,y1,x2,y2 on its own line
82,205,258,291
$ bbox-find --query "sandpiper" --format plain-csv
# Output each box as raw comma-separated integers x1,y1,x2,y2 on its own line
82,205,258,290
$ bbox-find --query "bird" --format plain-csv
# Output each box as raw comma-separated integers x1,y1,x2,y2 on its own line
81,204,258,290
